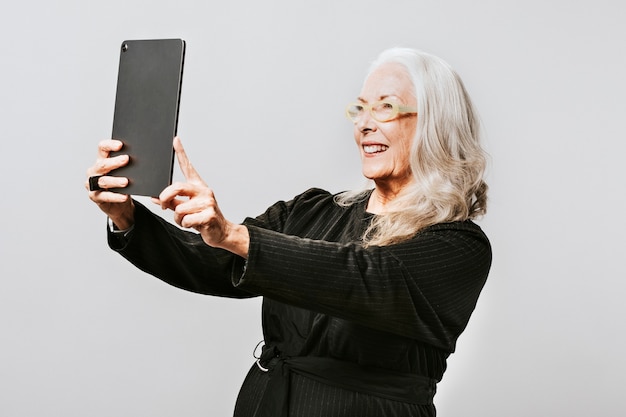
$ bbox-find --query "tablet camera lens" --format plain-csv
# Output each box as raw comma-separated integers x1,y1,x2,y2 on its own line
122,43,129,52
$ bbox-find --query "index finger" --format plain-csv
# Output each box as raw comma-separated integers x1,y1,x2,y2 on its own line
173,137,204,183
98,139,124,158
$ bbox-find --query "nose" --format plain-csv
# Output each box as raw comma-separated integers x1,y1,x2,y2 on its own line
355,112,376,133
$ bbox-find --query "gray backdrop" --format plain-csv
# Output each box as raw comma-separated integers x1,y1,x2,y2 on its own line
1,0,625,415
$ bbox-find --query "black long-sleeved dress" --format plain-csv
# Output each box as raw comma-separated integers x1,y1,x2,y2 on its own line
108,188,492,416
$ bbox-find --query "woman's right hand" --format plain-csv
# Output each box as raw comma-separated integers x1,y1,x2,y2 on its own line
85,139,135,230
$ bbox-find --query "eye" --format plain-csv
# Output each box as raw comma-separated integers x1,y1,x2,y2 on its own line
372,101,394,112
372,101,396,120
347,103,365,118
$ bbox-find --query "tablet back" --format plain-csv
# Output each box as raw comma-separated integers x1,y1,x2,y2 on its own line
110,39,185,197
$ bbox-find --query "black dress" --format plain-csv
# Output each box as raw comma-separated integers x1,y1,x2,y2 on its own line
109,188,492,416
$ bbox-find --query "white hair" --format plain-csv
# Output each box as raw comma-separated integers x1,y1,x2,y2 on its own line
337,47,488,246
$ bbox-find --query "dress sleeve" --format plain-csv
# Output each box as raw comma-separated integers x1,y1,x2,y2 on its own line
108,189,327,298
232,221,492,351
109,201,255,298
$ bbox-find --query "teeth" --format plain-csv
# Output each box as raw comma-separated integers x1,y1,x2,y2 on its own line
363,145,388,154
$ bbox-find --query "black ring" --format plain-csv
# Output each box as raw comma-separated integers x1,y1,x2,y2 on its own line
88,175,103,191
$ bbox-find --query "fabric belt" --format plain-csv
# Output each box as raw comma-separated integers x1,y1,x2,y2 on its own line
254,344,437,417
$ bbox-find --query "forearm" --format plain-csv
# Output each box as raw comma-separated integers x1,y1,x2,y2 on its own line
232,222,491,349
233,225,439,340
110,201,256,299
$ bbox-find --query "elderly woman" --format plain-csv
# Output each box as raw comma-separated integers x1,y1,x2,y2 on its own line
86,47,491,417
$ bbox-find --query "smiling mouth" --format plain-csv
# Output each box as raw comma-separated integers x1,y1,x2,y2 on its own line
363,144,389,154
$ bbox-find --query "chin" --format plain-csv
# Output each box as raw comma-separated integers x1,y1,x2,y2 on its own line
362,172,386,182
361,165,389,181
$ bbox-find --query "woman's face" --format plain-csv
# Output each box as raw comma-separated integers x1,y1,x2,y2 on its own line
353,62,417,191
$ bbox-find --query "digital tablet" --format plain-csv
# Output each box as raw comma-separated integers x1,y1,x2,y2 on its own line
109,38,185,197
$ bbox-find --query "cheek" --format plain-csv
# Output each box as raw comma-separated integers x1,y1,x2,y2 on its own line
399,123,416,152
353,126,361,146
392,126,415,168
380,124,412,151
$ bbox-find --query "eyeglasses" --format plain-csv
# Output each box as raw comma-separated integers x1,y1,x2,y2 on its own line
345,100,417,123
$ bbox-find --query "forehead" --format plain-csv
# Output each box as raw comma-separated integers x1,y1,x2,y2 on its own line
359,62,414,101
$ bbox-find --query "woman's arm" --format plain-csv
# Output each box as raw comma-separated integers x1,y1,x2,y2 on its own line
85,138,253,298
233,221,491,350
111,201,256,299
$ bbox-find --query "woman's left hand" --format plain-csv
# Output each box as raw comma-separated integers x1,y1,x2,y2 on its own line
155,137,249,257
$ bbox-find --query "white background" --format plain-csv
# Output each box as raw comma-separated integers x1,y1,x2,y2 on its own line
1,0,625,416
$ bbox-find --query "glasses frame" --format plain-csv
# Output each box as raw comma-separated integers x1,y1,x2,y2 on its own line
345,100,418,123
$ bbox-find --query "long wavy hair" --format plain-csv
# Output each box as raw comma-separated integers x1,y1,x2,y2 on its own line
337,47,489,247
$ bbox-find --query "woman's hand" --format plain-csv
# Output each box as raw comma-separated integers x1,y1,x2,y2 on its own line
85,139,135,229
156,137,249,258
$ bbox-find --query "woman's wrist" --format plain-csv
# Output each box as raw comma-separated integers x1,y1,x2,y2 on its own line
109,201,136,231
217,223,250,259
